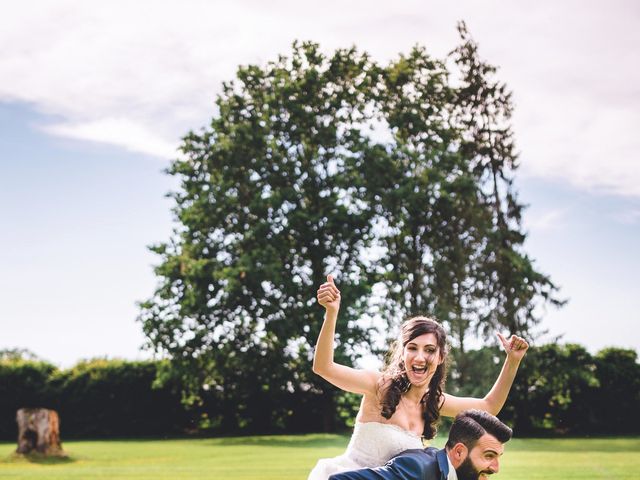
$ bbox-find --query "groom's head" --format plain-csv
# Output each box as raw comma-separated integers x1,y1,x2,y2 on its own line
445,410,512,479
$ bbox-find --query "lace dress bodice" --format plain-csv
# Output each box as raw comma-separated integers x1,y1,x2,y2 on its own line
345,422,424,466
308,422,424,479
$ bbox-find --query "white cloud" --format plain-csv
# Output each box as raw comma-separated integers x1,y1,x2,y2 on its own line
524,208,570,232
1,1,638,196
613,208,640,225
515,97,640,197
43,118,179,158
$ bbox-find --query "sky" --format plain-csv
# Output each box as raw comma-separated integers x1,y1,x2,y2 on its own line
1,1,638,367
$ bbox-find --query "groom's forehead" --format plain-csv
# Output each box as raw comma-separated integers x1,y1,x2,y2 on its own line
472,433,504,456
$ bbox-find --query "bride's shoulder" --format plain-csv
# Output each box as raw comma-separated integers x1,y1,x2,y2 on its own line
362,369,383,390
350,369,383,398
375,372,394,392
361,373,394,405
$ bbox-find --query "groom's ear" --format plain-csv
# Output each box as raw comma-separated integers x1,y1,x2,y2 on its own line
452,443,468,463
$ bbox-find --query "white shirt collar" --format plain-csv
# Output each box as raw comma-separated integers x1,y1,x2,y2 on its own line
446,454,458,480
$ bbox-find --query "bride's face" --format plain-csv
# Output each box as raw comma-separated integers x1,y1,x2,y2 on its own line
403,333,442,386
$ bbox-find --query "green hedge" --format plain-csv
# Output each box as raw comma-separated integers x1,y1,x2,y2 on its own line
0,359,56,439
0,359,192,440
0,344,638,439
448,344,640,435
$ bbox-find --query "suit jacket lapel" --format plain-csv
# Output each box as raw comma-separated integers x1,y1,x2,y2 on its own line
436,449,449,480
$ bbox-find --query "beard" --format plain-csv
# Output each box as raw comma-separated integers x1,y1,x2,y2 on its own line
455,457,494,480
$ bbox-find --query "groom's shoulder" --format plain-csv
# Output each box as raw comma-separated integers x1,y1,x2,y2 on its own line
392,446,439,461
389,446,440,472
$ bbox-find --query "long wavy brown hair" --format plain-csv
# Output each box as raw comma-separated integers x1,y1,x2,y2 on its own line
377,316,448,439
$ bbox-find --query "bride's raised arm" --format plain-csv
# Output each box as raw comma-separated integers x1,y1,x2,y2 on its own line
440,333,529,416
312,275,379,396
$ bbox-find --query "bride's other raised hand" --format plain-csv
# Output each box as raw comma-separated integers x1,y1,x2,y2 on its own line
317,274,341,314
497,333,529,362
440,332,529,417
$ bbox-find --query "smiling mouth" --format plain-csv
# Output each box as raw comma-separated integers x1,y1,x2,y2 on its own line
411,365,427,374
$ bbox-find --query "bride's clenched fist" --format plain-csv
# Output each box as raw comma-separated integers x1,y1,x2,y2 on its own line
317,274,340,314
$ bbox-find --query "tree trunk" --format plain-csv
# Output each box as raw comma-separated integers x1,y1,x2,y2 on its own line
16,408,63,455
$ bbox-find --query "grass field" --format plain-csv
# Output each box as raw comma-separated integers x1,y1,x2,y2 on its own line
1,434,638,479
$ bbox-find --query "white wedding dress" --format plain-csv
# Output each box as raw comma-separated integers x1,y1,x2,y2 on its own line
308,421,424,479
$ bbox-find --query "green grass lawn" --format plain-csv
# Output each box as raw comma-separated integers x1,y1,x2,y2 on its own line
1,435,638,479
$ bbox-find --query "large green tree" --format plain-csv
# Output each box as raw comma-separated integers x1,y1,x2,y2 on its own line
140,24,563,433
365,23,563,383
139,43,381,432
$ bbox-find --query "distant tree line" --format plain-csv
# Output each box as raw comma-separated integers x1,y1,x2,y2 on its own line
0,355,190,440
1,344,637,440
447,344,640,435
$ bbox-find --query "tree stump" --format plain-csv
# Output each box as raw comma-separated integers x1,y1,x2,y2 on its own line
16,408,63,455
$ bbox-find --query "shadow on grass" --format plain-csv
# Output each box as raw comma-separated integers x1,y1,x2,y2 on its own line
202,434,640,452
2,452,77,465
52,435,351,448
508,437,640,453
24,434,352,449
204,434,351,448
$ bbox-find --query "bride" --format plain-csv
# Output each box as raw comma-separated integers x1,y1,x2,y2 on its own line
308,275,529,479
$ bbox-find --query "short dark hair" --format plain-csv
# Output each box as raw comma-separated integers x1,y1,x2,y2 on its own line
445,409,512,450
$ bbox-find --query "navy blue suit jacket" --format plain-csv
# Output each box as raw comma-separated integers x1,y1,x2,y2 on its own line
329,447,449,480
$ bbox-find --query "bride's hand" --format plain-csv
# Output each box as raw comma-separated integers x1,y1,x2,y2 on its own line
317,274,341,314
497,333,529,362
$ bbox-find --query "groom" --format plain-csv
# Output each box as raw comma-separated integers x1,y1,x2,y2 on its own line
330,409,512,480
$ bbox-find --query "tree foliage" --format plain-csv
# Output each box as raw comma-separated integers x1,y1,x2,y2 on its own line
50,359,190,437
0,358,190,440
139,42,381,432
1,347,637,438
139,23,563,432
0,358,55,439
370,25,564,379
